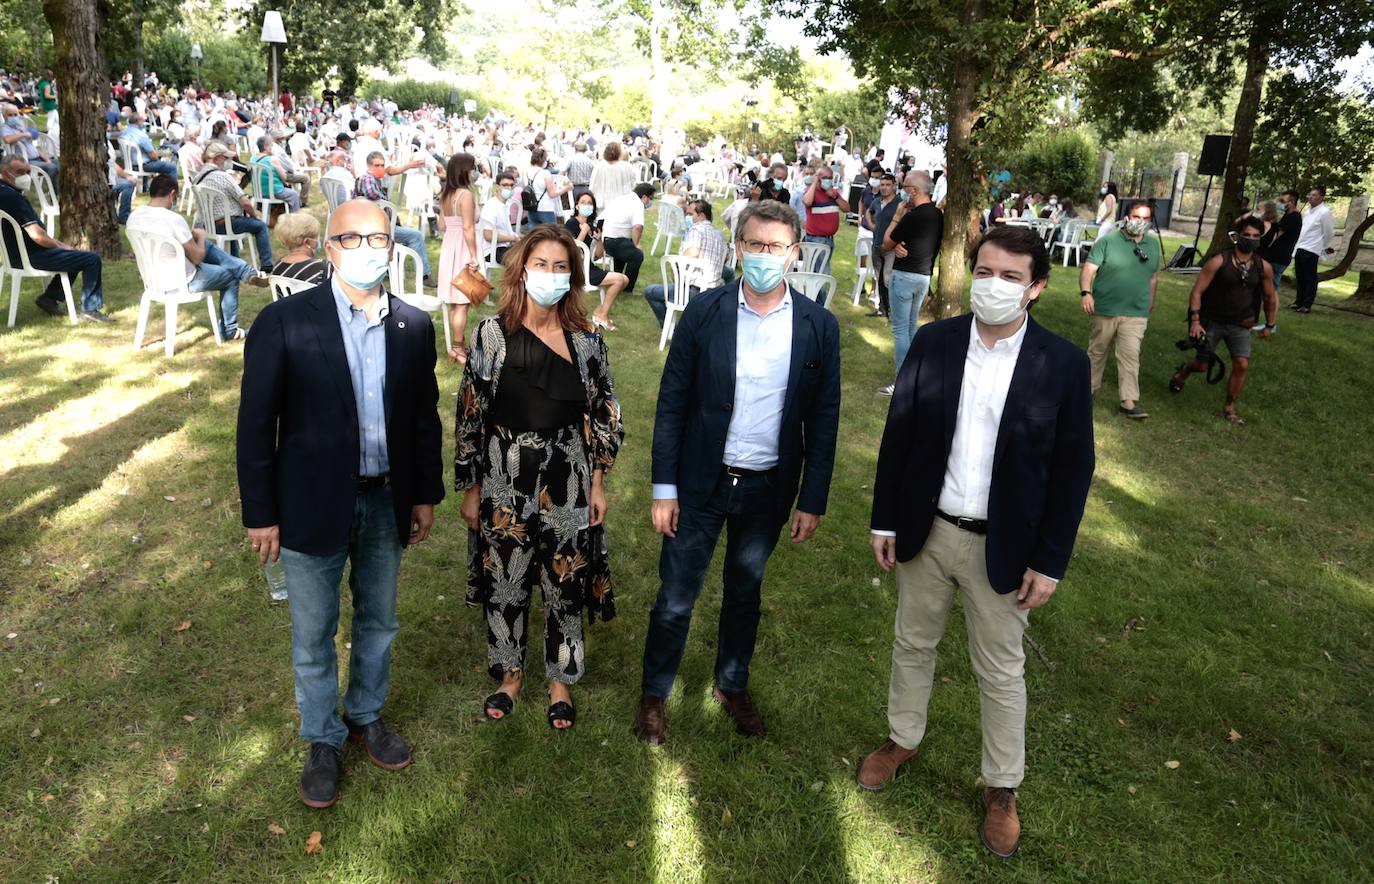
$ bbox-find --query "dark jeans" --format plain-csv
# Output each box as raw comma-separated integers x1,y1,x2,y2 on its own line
113,178,135,225
279,485,403,748
214,216,273,268
603,236,645,293
871,243,890,314
31,246,103,312
641,469,784,698
1293,248,1319,309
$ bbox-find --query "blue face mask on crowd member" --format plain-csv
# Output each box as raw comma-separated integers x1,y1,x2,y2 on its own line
331,243,390,289
741,251,789,293
803,175,814,186
773,179,784,191
898,189,910,203
500,187,513,200
525,270,571,306
577,204,594,218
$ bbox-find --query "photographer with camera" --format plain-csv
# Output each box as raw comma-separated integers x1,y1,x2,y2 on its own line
1169,216,1278,425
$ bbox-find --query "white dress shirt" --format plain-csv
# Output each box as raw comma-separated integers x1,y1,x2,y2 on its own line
653,286,794,500
601,191,645,240
1295,202,1335,254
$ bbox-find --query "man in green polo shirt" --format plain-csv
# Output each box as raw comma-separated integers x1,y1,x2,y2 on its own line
1079,201,1161,419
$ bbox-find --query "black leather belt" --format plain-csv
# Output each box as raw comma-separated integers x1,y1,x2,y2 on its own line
724,464,775,478
937,510,988,535
356,475,389,493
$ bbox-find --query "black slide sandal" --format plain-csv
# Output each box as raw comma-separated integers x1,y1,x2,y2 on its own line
547,700,576,731
484,692,514,720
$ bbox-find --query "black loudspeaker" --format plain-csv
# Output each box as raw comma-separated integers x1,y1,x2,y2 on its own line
1198,134,1231,177
751,122,759,134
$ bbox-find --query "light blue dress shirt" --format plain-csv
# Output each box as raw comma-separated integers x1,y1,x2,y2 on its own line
653,287,793,500
120,124,157,162
331,279,390,477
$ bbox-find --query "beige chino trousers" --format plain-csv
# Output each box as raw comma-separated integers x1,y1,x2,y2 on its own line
888,518,1029,788
1086,314,1148,403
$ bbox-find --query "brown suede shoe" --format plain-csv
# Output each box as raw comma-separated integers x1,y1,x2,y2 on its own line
711,685,765,737
633,694,666,745
980,787,1021,858
856,738,919,792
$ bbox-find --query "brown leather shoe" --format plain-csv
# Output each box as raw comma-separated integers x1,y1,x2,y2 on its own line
856,738,919,792
712,685,765,737
633,694,666,745
980,787,1021,858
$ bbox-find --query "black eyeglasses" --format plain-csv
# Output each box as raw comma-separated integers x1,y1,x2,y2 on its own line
328,232,392,249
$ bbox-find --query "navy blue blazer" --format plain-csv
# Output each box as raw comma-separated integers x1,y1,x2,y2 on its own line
871,313,1094,592
236,281,445,556
651,282,841,521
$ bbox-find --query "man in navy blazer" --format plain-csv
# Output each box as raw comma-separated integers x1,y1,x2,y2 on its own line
634,200,841,745
857,227,1094,859
237,200,444,809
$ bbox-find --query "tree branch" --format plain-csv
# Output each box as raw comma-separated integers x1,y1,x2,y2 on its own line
1317,212,1374,281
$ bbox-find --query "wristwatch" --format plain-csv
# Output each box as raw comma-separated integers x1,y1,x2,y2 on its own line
1079,289,1091,298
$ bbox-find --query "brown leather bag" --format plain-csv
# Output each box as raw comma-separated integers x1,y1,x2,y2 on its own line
453,265,494,307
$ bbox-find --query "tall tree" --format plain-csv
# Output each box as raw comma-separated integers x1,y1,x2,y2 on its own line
41,0,121,258
765,0,1173,318
615,0,743,129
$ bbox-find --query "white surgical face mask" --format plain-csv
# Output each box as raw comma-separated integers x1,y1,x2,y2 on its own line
969,275,1031,326
12,173,32,191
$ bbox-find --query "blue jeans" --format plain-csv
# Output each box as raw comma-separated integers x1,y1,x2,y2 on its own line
113,178,135,225
641,469,784,698
144,159,177,179
528,210,558,226
214,216,273,268
803,233,835,275
30,246,103,312
280,485,403,748
189,242,254,338
643,283,700,327
1270,261,1287,295
889,269,931,374
394,225,431,278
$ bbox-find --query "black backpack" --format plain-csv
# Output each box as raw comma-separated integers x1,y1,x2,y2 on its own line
521,168,544,213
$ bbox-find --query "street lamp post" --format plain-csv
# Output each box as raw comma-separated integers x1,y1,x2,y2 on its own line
190,42,202,87
260,11,287,116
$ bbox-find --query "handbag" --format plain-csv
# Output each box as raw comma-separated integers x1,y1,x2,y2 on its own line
453,264,493,306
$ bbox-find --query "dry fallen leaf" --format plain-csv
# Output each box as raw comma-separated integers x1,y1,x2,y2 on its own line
164,495,177,503
1227,728,1242,743
1164,760,1181,769
304,831,323,854
1322,650,1333,662
182,715,196,723
1127,785,1137,794
267,822,286,836
721,806,733,824
42,793,54,802
5,632,17,640
624,839,638,848
174,619,192,633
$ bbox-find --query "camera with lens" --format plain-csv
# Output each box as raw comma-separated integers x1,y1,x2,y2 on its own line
1174,332,1226,384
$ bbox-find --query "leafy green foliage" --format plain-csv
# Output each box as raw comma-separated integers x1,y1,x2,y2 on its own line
1252,69,1374,196
0,0,53,68
376,79,475,113
1009,128,1099,204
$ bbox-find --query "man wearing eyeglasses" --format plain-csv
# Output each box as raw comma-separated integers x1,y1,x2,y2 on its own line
1079,200,1161,419
237,199,445,809
634,200,841,746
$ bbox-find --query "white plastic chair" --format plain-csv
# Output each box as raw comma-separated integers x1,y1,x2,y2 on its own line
319,176,350,222
786,271,837,310
192,185,260,270
659,254,707,350
249,161,289,219
401,169,438,231
795,241,832,275
1052,220,1087,267
651,201,685,255
176,153,196,215
475,222,503,280
35,132,59,160
291,146,321,185
127,227,223,357
574,239,605,304
852,229,874,306
268,274,315,301
119,140,152,192
1,209,77,327
28,166,59,237
389,242,452,352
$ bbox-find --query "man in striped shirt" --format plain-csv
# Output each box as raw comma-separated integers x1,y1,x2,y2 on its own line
802,164,849,275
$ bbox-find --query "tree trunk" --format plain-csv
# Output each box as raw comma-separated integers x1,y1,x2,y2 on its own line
42,0,121,258
1316,211,1374,281
648,0,667,132
131,0,144,86
931,0,986,319
339,62,360,101
1206,24,1268,258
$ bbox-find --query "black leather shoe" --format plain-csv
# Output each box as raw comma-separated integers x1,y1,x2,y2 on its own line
34,295,64,316
347,718,412,770
298,742,342,809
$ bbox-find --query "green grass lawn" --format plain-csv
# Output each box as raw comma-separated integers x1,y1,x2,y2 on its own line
1,189,1372,882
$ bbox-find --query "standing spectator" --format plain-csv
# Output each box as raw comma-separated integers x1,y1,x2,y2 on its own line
526,146,571,226
236,199,445,809
1289,186,1335,314
859,226,1095,860
879,171,942,393
37,70,56,115
128,174,267,340
1261,190,1302,298
194,142,273,270
801,163,849,275
1079,201,1160,419
599,182,654,294
566,141,595,201
1171,216,1278,424
1094,180,1118,237
642,198,729,327
0,156,108,322
589,142,638,206
176,88,201,126
789,162,815,222
437,152,481,363
633,199,841,747
354,151,434,287
865,173,899,318
119,113,176,179
2,103,58,182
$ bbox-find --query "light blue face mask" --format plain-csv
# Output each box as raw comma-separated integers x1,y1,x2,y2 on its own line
898,190,910,203
803,175,814,186
772,179,784,191
577,204,594,217
741,252,789,293
500,187,513,200
332,246,390,289
525,270,570,306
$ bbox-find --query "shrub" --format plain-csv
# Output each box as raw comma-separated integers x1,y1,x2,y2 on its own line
1011,128,1098,203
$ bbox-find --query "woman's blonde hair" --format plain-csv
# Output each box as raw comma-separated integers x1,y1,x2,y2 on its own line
276,212,321,250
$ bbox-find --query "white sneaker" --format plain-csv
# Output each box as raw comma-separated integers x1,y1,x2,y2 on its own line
878,384,895,396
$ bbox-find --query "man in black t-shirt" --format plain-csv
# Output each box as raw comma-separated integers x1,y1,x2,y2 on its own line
878,171,943,393
1261,190,1302,294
